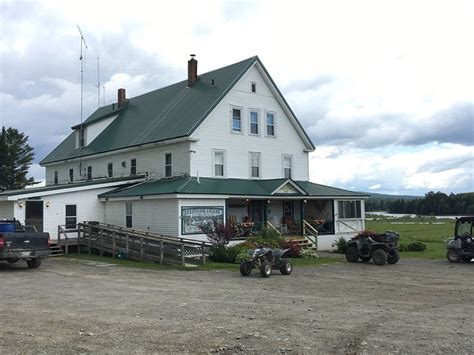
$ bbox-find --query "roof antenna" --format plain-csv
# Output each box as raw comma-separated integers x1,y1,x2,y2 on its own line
77,25,88,125
102,85,105,106
95,57,101,108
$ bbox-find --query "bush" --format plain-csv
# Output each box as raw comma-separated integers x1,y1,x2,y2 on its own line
332,237,347,254
200,223,237,246
247,227,284,249
209,243,248,263
399,241,427,252
281,241,302,257
300,248,318,259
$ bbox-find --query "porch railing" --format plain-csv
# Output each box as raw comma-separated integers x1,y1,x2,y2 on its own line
302,220,318,250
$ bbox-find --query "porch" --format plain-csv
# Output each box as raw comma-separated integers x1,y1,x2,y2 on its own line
225,198,336,237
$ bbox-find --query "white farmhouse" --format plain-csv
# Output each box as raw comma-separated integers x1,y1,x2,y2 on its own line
0,56,368,250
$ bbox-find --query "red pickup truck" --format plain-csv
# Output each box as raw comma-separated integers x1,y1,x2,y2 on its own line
0,219,50,268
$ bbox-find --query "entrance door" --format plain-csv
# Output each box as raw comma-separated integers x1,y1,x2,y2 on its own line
25,201,44,232
250,200,263,223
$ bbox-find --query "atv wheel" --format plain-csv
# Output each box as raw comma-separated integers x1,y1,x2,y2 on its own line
387,249,400,264
360,256,371,262
260,260,272,278
279,260,292,275
372,249,387,266
239,261,252,276
447,250,461,263
26,258,42,269
345,246,359,262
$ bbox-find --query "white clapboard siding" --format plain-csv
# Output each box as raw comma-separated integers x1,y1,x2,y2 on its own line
104,199,179,237
190,64,310,180
45,141,190,185
0,201,14,219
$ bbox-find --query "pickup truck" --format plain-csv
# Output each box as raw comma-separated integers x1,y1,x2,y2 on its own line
0,219,50,268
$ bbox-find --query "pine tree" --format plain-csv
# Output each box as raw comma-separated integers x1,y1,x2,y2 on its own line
0,126,36,191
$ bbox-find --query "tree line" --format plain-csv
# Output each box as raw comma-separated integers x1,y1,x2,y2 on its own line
366,191,474,215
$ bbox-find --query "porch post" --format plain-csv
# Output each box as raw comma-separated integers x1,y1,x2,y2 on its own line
300,200,305,236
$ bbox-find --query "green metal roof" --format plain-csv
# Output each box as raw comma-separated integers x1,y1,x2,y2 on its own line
0,175,144,198
41,56,314,165
98,177,369,199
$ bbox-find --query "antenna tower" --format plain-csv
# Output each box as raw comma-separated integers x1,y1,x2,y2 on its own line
77,25,88,124
95,57,101,107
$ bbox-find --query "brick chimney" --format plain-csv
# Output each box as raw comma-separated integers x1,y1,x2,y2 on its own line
117,88,126,107
187,54,198,87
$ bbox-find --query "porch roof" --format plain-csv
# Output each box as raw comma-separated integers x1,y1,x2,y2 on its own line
98,177,369,199
0,175,145,199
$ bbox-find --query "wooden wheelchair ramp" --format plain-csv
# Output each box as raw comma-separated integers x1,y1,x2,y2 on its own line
73,222,211,267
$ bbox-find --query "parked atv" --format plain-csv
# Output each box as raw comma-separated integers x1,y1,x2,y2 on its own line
346,231,400,266
239,247,292,278
446,217,473,263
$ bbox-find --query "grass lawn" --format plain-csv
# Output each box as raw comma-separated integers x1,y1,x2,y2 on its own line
366,217,454,259
63,253,338,271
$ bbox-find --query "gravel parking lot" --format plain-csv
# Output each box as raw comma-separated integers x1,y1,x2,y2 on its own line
0,257,472,354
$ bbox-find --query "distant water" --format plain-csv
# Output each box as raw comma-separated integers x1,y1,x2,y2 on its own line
366,212,464,220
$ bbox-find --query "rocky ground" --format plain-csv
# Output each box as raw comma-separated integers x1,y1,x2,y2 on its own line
0,257,472,354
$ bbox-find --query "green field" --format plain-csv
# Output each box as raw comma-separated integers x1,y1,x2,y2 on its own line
366,217,454,259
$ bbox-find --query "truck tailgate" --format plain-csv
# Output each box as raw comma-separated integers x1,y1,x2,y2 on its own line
1,232,49,252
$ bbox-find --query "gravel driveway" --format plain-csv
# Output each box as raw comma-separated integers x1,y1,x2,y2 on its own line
0,257,472,354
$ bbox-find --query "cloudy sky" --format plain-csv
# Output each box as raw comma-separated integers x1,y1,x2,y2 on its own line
1,0,473,195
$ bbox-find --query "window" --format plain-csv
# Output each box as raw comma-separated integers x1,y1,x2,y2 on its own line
87,166,92,181
65,205,77,229
283,155,292,178
69,169,74,183
54,170,58,185
283,201,294,217
165,153,172,177
249,152,261,178
338,201,362,219
250,110,259,135
266,112,275,136
125,202,132,228
232,108,242,133
78,127,86,148
251,82,256,93
214,150,225,177
107,163,113,178
130,159,136,175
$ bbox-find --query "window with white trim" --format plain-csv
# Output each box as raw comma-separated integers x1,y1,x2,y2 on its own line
130,159,137,175
266,112,275,136
249,152,261,178
86,166,92,181
283,155,292,178
165,153,172,177
78,127,86,148
213,150,225,177
232,108,242,133
249,110,259,135
107,163,113,178
125,202,132,228
65,205,77,229
54,170,58,185
251,82,256,93
69,168,74,183
338,201,362,219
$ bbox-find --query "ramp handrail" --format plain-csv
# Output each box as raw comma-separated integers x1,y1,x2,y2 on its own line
77,222,211,266
303,220,319,250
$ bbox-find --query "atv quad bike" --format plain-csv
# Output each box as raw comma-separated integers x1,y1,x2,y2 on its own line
446,217,474,263
239,247,292,278
345,231,400,266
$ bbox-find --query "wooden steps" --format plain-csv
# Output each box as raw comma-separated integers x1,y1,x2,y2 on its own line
284,236,317,251
48,243,64,257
